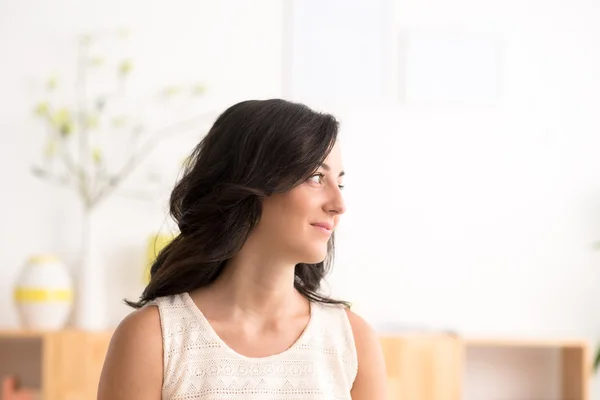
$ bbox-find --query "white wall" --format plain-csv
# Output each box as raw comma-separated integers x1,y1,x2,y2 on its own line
2,0,600,397
0,0,285,327
319,0,600,396
285,0,600,339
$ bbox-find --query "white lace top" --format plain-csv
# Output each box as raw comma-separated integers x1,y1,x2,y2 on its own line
150,292,358,400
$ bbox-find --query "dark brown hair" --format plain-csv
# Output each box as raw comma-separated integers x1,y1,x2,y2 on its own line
126,99,349,309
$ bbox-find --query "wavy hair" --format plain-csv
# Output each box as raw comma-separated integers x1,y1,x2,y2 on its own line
126,99,349,309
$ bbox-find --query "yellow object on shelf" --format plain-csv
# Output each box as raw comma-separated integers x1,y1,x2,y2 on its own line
14,288,72,302
27,254,60,264
14,254,73,330
144,234,175,284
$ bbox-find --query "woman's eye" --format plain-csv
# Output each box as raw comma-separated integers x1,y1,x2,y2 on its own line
308,173,344,190
309,173,324,184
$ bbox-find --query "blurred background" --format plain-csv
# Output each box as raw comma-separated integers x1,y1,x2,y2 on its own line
1,0,600,399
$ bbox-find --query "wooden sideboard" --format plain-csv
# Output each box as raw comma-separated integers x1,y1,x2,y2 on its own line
0,330,111,400
381,334,464,400
0,330,591,399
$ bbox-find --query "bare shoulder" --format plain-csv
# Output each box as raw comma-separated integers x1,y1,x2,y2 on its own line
97,304,163,400
345,308,388,400
344,308,380,345
344,308,384,359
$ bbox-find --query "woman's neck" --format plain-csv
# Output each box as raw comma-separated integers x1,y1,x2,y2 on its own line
200,248,308,321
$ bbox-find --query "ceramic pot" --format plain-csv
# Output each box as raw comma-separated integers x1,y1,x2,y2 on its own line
14,254,73,330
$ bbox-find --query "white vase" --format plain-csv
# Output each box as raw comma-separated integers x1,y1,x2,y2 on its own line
14,254,73,330
73,208,108,331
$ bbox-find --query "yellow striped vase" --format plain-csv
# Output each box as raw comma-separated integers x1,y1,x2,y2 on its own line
14,254,73,330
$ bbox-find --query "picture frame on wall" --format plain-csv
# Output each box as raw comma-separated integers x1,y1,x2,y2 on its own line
283,0,504,109
282,0,395,105
399,29,504,107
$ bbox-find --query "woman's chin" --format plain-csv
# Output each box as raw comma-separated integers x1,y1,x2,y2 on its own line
299,247,328,264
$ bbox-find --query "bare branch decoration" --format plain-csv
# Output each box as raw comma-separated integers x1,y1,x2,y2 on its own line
30,29,211,211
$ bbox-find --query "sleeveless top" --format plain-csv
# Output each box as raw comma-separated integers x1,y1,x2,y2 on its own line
150,292,358,400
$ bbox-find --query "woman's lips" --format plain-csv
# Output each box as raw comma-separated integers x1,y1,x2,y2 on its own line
311,222,333,234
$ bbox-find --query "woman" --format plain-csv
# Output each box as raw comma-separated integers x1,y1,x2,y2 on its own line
98,99,388,399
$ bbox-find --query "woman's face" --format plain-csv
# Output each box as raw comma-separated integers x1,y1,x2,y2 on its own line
256,141,346,264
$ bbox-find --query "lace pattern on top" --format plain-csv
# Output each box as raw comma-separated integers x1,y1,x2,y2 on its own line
150,292,358,400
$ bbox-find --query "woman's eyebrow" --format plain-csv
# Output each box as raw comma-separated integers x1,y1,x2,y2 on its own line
320,163,345,177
